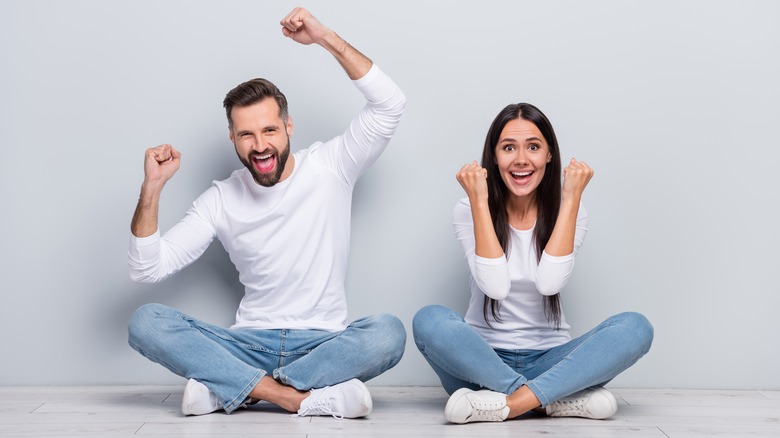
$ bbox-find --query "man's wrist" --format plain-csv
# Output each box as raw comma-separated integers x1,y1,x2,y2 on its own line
317,29,343,52
141,179,165,195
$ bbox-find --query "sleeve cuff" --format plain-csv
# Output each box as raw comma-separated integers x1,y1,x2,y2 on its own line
130,230,160,247
475,254,506,265
540,250,574,264
353,64,380,87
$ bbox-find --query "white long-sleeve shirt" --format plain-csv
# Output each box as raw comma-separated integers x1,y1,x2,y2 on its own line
129,65,405,332
453,197,588,350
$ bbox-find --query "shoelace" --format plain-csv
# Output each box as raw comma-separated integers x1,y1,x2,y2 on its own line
294,401,345,420
467,398,507,421
469,407,506,422
550,397,588,416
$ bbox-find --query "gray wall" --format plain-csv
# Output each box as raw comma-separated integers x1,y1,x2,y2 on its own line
1,0,778,389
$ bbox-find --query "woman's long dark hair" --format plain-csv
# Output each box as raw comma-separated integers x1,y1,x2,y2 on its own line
480,103,563,328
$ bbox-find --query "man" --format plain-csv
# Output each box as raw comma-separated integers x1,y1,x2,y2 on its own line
127,7,406,418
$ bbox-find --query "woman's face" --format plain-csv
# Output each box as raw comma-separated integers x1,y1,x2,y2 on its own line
494,118,552,199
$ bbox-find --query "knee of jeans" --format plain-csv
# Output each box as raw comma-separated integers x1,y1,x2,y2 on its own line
412,304,450,346
364,314,406,365
127,303,174,350
616,311,654,353
378,313,407,346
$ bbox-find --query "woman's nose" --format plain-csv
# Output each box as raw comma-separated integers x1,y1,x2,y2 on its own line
513,150,528,165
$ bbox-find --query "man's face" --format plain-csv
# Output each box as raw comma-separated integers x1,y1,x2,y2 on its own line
229,97,294,187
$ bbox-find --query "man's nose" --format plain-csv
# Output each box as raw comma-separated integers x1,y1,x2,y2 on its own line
252,141,267,152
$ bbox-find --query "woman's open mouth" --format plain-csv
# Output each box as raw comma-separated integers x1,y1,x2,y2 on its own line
510,170,533,185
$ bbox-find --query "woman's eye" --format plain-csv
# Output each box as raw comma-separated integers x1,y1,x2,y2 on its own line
529,144,539,151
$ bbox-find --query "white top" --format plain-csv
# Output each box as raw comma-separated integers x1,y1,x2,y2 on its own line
453,197,588,350
128,65,406,332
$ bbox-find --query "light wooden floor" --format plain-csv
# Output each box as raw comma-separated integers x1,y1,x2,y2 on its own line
0,386,777,437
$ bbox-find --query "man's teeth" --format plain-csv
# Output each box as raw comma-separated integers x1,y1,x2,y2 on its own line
255,153,273,160
511,171,532,177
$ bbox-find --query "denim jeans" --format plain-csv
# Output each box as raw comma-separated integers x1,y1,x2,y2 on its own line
128,303,407,413
412,305,653,406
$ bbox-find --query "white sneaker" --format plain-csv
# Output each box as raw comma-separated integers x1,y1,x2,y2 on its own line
296,379,372,419
181,378,222,416
545,387,617,419
444,388,510,424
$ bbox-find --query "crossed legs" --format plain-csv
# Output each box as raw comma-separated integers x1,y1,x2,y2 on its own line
128,303,406,415
412,304,653,422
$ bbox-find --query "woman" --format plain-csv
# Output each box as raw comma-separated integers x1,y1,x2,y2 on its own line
413,103,653,424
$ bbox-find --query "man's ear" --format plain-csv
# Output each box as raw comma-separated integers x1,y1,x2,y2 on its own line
229,127,234,144
286,116,294,137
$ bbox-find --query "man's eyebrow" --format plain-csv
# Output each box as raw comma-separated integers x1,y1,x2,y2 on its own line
236,124,279,135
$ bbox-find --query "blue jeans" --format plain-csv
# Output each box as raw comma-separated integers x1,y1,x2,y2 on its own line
128,303,407,413
412,305,653,406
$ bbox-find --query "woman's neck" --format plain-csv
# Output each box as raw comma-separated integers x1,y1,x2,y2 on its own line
506,193,537,230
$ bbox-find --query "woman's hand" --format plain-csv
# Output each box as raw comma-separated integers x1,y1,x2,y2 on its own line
545,158,591,257
562,158,593,201
457,161,504,260
456,161,489,205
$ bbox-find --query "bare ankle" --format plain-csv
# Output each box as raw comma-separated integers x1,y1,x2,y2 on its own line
506,385,542,419
249,376,308,413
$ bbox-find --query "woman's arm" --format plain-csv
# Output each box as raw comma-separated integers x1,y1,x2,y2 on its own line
454,162,511,300
456,161,503,258
544,158,593,256
536,158,593,296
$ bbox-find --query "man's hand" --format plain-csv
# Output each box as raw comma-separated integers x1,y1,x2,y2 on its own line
143,144,181,188
280,7,332,46
131,144,180,237
279,7,371,80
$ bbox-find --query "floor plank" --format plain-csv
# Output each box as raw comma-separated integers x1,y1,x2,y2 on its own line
0,386,776,437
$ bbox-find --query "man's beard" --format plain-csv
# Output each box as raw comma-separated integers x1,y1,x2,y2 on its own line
239,138,291,187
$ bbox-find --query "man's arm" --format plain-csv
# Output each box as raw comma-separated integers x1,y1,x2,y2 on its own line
130,143,181,237
128,143,217,283
280,7,372,80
